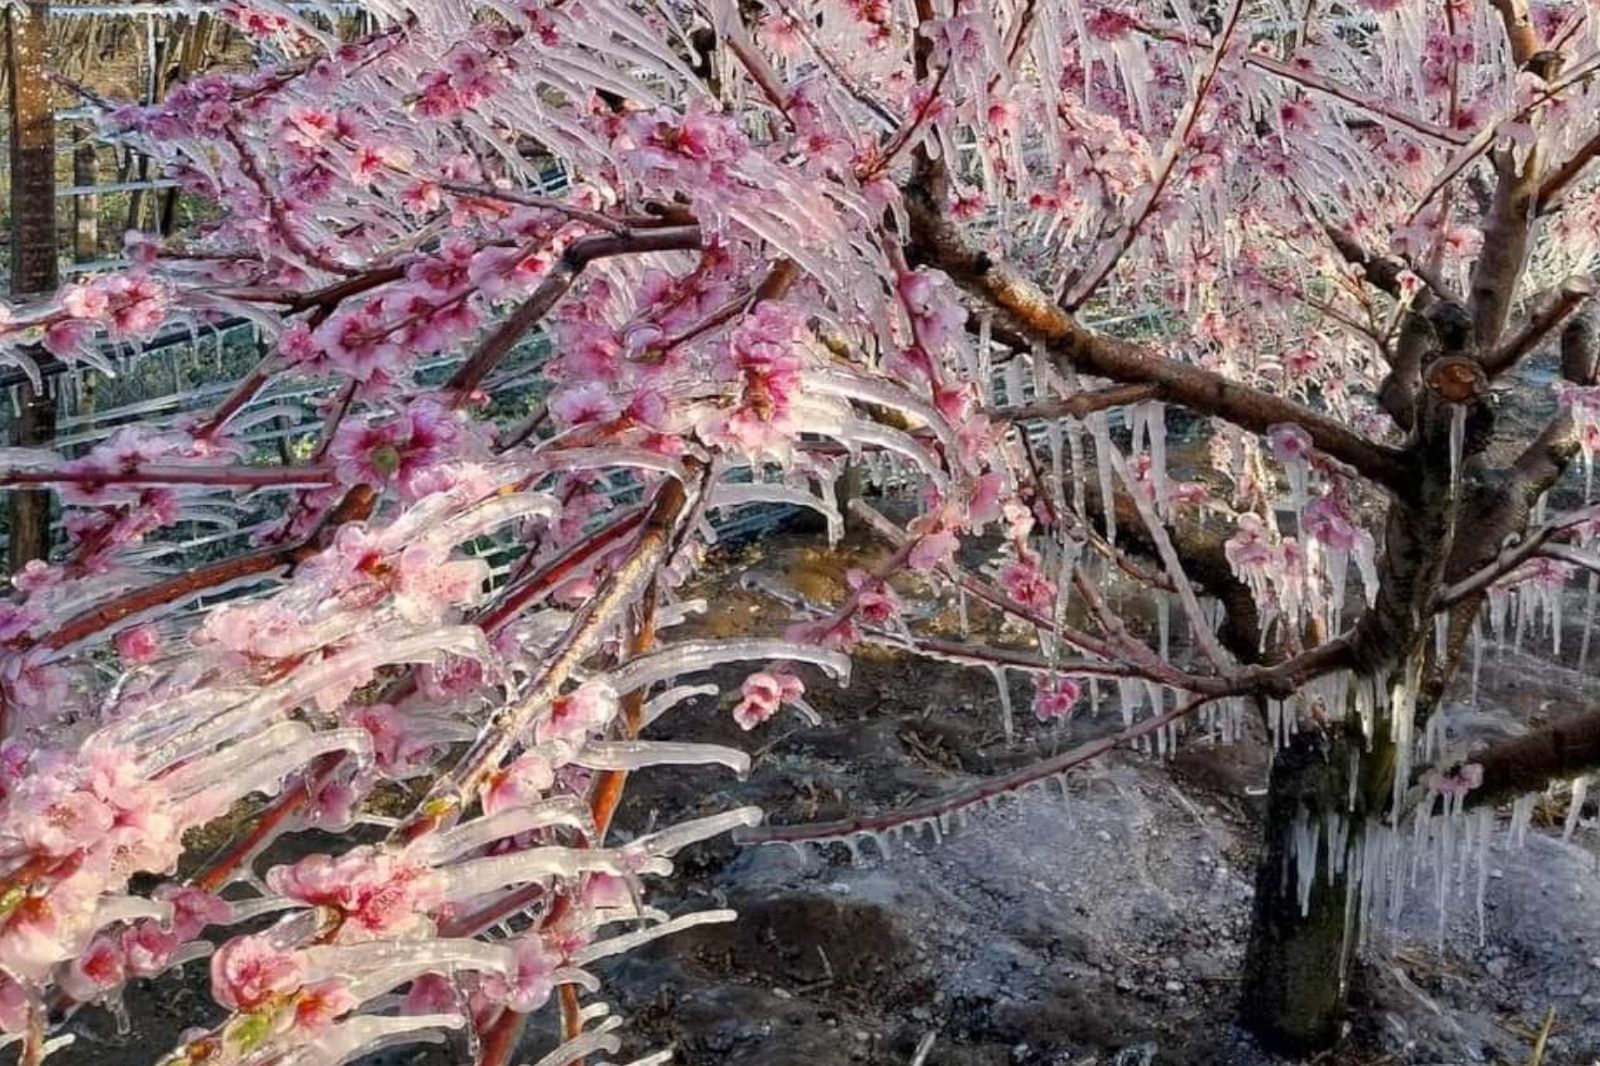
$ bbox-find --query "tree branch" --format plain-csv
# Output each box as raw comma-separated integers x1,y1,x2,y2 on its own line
997,383,1158,422
1538,126,1600,211
1489,0,1541,68
904,197,1409,489
1482,275,1596,376
446,225,702,397
1448,703,1600,810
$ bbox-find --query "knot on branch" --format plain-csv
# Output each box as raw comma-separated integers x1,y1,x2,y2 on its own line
1422,356,1486,404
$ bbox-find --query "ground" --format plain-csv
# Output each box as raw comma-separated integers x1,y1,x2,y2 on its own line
39,526,1600,1066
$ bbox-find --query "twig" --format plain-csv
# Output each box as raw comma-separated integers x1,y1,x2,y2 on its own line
734,694,1216,846
1528,1006,1555,1066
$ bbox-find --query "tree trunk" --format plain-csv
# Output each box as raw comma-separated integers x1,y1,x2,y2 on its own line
1240,731,1359,1053
7,0,59,573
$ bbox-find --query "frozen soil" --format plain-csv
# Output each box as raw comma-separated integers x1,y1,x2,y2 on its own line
45,531,1600,1066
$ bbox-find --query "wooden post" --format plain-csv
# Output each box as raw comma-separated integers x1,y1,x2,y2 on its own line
6,0,59,572
73,125,97,262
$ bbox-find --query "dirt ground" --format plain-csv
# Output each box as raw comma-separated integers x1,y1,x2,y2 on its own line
40,529,1600,1066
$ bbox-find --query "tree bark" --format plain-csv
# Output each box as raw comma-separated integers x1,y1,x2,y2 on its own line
1240,731,1358,1053
6,0,59,573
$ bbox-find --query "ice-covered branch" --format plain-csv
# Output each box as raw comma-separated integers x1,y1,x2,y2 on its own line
904,197,1410,489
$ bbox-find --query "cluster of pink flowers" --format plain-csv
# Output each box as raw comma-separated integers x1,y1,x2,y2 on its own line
0,744,184,991
265,849,444,942
331,401,470,500
1032,675,1083,720
733,669,806,730
701,303,809,460
999,555,1057,613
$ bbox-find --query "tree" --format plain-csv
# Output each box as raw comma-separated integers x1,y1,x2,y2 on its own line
6,0,59,572
0,0,1598,1063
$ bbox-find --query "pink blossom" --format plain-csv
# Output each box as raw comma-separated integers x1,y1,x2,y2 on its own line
265,849,442,942
211,933,304,1011
845,568,900,624
897,270,966,354
536,680,618,746
122,920,182,977
0,976,27,1034
1266,423,1314,463
908,523,960,573
1000,558,1056,613
967,471,1006,531
1033,675,1082,721
115,624,161,665
733,669,805,730
479,936,558,1013
1424,762,1483,800
402,972,456,1015
550,382,622,427
43,318,95,359
484,752,556,815
58,934,126,1001
293,979,358,1034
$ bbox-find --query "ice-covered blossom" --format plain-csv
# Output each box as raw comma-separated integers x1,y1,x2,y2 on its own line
733,669,806,730
845,568,901,624
211,933,305,1011
1032,676,1082,720
265,849,443,942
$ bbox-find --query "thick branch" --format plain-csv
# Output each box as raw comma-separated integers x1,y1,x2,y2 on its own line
1489,0,1541,67
1539,127,1600,211
1456,704,1600,809
905,198,1409,489
1482,275,1596,376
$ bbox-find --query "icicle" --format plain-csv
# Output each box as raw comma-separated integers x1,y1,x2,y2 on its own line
572,909,737,965
1145,402,1169,516
576,740,751,778
607,639,850,694
1474,807,1492,945
1448,403,1466,501
1115,677,1137,727
1325,812,1349,881
437,847,651,900
530,1029,624,1066
1582,573,1598,675
1389,658,1420,817
301,941,516,1003
641,684,720,730
1089,412,1116,545
1292,807,1320,917
1565,777,1590,841
1471,618,1484,707
1047,419,1066,516
1156,594,1171,662
989,665,1015,744
276,1014,463,1066
1508,793,1537,849
631,807,764,857
413,799,597,865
